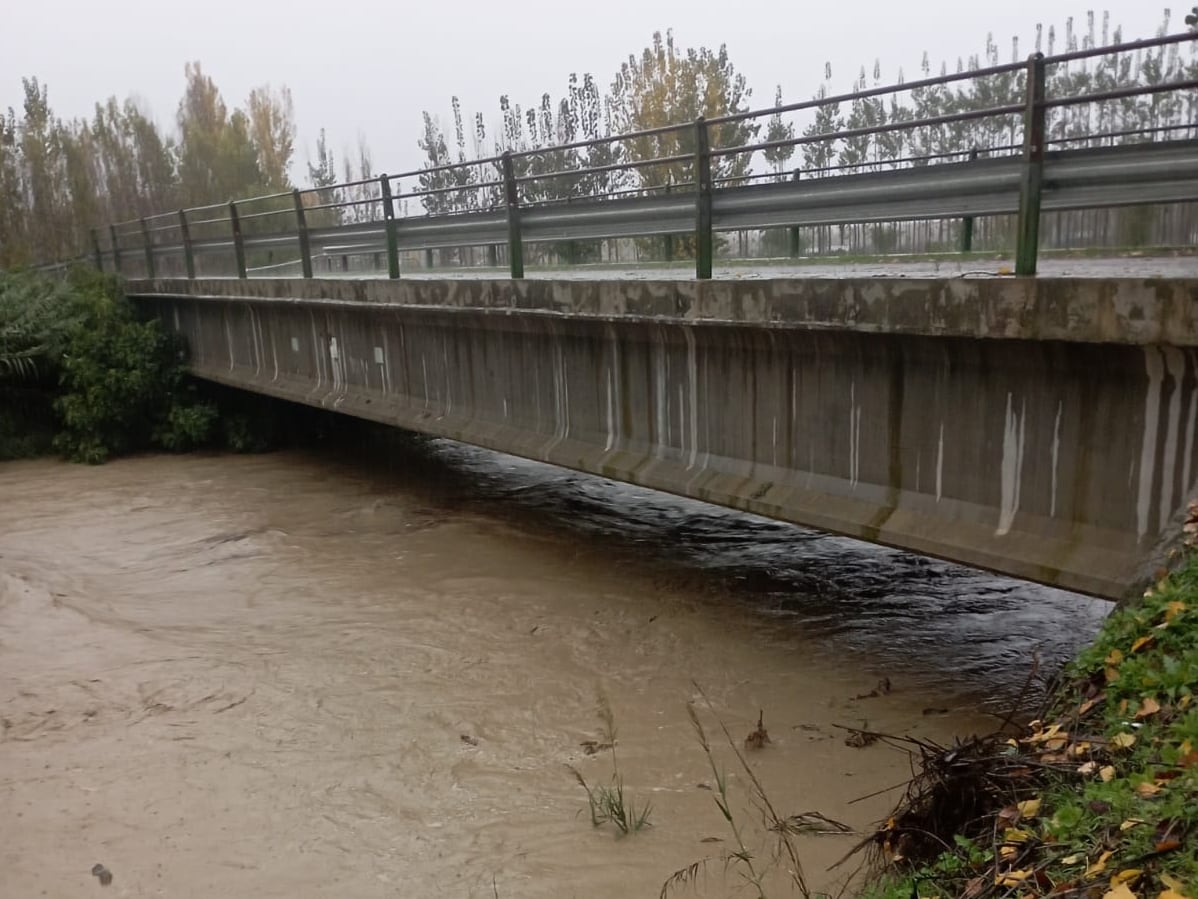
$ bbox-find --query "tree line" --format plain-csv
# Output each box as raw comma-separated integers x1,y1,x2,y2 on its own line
1,12,1195,269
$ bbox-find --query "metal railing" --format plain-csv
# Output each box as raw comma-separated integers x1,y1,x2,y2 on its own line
69,32,1198,280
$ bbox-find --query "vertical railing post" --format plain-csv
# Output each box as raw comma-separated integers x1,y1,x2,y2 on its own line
178,209,196,280
664,178,675,262
293,189,313,279
90,228,104,271
788,169,802,258
229,201,248,279
1015,53,1046,276
502,151,524,279
109,224,122,275
379,174,400,279
694,117,714,280
961,147,979,254
140,217,156,279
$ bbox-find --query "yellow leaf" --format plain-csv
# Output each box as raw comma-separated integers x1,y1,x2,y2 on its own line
1111,869,1143,887
1111,732,1137,749
1134,781,1162,798
1078,761,1098,776
1061,854,1083,865
1160,874,1186,892
1120,818,1145,831
1103,883,1137,899
1131,634,1155,653
1079,697,1099,716
1004,827,1032,843
1087,849,1114,877
996,870,1032,887
1180,739,1193,757
1000,845,1018,861
1106,666,1121,683
1135,697,1161,719
1180,694,1193,709
1158,890,1191,899
1106,648,1125,665
1073,741,1092,756
1163,600,1186,621
1100,765,1117,782
1016,798,1041,818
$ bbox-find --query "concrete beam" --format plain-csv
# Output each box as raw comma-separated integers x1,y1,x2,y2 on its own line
128,277,1198,600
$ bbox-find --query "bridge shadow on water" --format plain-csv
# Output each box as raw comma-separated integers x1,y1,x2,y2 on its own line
301,418,1109,714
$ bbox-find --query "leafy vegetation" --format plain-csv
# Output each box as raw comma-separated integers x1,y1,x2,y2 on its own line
864,517,1198,899
0,268,293,463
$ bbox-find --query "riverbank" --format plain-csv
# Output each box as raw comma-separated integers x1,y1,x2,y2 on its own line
867,516,1198,899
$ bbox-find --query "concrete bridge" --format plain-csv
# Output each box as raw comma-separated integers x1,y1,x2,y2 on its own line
128,274,1198,601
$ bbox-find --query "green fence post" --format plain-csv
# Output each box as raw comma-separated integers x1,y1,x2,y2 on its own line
90,228,104,271
229,201,248,279
178,209,196,280
140,217,156,279
788,169,801,258
664,178,675,262
961,147,979,254
109,224,122,275
293,189,313,279
1015,54,1046,276
502,151,524,278
694,117,713,280
379,174,400,279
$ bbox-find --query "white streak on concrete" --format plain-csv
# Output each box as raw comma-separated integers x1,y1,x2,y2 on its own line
1160,347,1185,532
224,312,236,372
996,393,1026,537
1050,401,1062,518
848,381,861,489
685,327,699,470
936,422,944,503
1136,347,1164,540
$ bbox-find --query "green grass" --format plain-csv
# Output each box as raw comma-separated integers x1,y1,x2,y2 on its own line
569,691,652,837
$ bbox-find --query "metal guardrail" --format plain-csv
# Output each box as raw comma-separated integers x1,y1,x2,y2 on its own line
65,31,1198,280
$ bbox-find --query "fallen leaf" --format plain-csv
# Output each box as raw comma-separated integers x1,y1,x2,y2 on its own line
1159,874,1186,892
1061,854,1082,865
999,845,1018,861
1087,849,1114,877
1004,827,1032,843
1106,649,1125,665
1079,697,1100,716
1112,870,1143,887
1120,818,1146,831
1106,666,1121,683
1131,634,1155,653
1111,732,1137,750
1154,838,1181,853
1163,600,1186,621
996,870,1033,887
1017,798,1042,818
1073,741,1092,757
1178,750,1198,768
1045,736,1069,751
1134,781,1162,798
1102,880,1136,899
1100,765,1117,782
1180,694,1193,709
1135,697,1161,719
1158,890,1191,899
1078,761,1098,775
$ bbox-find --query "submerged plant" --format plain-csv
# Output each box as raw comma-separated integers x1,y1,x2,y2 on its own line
569,690,652,836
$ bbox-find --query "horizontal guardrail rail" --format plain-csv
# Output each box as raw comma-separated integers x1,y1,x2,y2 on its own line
47,31,1198,280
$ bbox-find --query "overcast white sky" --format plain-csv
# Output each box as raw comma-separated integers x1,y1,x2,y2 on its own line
1,1,1173,180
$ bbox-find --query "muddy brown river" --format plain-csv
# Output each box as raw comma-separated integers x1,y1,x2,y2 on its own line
0,438,1108,898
